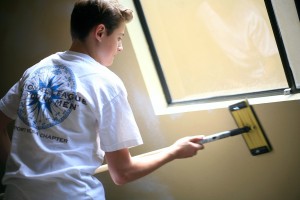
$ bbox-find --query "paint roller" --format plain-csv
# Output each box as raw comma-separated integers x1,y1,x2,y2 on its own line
94,100,271,174
201,99,272,154
229,100,272,155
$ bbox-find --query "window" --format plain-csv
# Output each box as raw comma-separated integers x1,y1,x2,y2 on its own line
122,0,300,114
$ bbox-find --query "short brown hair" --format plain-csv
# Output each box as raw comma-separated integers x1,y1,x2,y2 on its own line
70,0,133,41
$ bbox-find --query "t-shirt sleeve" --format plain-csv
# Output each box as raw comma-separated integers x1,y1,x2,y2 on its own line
99,91,143,152
0,81,22,120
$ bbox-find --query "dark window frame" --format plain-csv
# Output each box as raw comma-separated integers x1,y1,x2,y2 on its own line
264,0,298,93
295,0,300,21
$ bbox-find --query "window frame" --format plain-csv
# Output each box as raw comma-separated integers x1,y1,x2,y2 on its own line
132,0,299,104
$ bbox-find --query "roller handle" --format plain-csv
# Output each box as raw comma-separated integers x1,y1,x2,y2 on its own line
200,126,251,144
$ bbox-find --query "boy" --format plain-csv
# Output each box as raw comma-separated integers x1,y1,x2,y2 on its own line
0,0,204,199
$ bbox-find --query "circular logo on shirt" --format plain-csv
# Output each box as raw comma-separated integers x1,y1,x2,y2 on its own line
18,65,77,129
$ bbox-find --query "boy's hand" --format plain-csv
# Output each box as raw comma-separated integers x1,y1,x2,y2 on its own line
168,135,205,159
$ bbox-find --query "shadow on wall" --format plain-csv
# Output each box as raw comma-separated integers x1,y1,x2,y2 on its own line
0,123,13,194
0,0,73,97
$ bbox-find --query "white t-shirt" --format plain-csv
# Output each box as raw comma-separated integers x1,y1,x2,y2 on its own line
0,51,143,200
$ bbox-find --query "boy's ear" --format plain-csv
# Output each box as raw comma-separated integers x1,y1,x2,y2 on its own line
95,24,106,41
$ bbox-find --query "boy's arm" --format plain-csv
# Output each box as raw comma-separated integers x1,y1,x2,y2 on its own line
105,135,204,185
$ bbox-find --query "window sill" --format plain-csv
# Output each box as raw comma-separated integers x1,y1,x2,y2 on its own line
156,93,300,115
